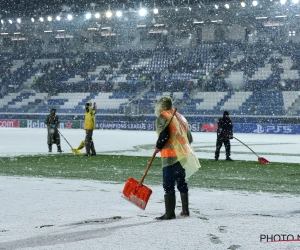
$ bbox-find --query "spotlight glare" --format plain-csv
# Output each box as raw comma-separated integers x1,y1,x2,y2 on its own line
116,11,122,17
106,11,112,18
95,13,100,18
139,8,147,16
85,13,92,19
153,8,158,14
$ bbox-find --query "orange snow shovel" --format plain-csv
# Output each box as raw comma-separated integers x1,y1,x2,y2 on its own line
122,151,157,210
233,136,270,164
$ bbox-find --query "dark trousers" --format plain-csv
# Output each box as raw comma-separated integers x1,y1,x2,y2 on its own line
162,161,188,196
215,137,231,158
47,128,60,146
85,130,96,154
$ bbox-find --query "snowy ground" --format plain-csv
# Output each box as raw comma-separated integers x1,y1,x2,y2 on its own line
0,128,299,250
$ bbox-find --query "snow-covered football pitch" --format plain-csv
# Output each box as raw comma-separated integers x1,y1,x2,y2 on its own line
0,128,299,250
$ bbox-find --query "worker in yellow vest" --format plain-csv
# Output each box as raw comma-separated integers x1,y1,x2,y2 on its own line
84,100,96,156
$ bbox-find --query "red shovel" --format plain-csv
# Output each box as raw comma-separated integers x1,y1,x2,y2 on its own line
233,136,270,164
122,151,157,210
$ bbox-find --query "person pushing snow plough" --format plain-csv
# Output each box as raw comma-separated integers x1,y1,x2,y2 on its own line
45,107,63,153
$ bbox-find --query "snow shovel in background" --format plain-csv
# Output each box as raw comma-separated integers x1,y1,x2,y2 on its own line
57,129,82,155
77,140,85,150
233,136,270,164
122,151,157,210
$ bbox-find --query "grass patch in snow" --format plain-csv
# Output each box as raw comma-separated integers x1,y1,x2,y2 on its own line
0,154,299,195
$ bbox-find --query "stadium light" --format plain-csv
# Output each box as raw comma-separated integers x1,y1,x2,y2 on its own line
153,8,158,14
31,18,35,22
280,0,287,4
252,1,258,6
95,13,100,18
67,14,73,21
1,20,4,24
292,0,299,3
39,17,44,22
56,16,61,21
85,13,92,19
16,18,21,24
116,11,122,17
241,2,246,7
139,8,147,16
214,4,219,9
47,16,52,22
224,3,230,9
9,19,13,24
106,11,113,18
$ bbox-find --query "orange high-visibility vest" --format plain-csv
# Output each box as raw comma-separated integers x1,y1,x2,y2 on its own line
160,110,189,159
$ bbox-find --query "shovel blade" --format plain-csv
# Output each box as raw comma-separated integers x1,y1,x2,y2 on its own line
72,149,82,154
258,157,270,164
122,177,152,210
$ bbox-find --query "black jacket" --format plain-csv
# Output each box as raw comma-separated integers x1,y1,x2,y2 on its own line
217,115,233,140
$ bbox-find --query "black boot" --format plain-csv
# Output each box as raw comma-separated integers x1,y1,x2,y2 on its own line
180,192,189,217
48,144,52,152
57,145,63,153
156,194,176,220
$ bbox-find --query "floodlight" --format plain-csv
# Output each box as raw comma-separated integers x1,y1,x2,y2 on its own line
67,14,73,21
56,16,61,21
225,3,230,9
9,20,13,24
280,0,287,4
106,11,112,18
241,2,246,7
139,8,147,16
153,8,158,14
39,17,44,22
252,1,258,6
95,13,100,18
47,16,52,22
17,18,21,23
85,13,92,19
116,11,122,17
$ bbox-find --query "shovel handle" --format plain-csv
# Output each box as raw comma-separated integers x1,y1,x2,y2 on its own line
233,136,259,158
57,129,74,150
138,109,177,186
138,151,157,186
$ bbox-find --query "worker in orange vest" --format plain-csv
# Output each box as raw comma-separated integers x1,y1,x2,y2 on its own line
154,96,200,220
